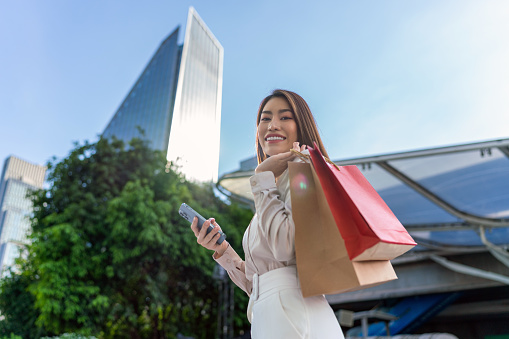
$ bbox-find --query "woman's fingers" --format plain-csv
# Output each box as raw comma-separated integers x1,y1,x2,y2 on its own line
190,216,226,251
190,217,199,237
199,219,210,237
293,141,307,152
196,219,209,243
195,218,222,248
205,232,221,247
202,220,218,242
210,218,222,233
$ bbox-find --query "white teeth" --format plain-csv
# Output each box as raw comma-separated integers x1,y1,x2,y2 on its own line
266,136,285,141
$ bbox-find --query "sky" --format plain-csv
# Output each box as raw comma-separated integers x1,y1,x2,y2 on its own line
1,0,509,178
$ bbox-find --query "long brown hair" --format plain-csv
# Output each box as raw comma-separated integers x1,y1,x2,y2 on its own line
256,89,329,164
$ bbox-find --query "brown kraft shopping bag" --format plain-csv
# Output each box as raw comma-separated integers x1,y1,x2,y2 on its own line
289,161,397,298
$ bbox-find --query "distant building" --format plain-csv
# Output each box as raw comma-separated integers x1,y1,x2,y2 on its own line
0,156,46,275
103,7,223,182
240,156,258,172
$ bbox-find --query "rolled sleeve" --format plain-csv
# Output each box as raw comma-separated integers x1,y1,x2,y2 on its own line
250,171,277,193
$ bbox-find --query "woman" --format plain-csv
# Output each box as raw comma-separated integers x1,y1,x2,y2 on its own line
191,89,344,338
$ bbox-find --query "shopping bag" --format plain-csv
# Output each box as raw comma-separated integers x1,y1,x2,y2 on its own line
306,144,416,261
289,161,397,298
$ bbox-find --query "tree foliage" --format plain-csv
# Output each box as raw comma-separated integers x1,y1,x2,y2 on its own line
0,265,47,338
0,137,252,338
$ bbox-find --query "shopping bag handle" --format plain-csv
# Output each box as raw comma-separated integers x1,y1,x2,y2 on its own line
290,149,311,162
290,149,340,171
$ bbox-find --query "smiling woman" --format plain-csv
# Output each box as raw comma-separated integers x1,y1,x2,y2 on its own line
255,90,330,164
187,89,344,338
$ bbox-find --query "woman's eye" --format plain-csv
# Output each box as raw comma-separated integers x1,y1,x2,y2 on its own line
281,116,293,120
260,117,271,122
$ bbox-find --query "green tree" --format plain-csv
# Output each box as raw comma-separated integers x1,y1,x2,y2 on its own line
0,265,47,338
0,137,252,338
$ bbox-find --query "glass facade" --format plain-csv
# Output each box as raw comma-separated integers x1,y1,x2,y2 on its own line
167,8,224,182
0,156,46,274
0,182,33,273
103,7,223,182
102,28,181,151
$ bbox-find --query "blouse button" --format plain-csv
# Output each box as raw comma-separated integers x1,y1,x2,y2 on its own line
227,259,231,263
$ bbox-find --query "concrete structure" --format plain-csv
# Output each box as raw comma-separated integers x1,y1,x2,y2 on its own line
103,7,223,182
0,156,46,275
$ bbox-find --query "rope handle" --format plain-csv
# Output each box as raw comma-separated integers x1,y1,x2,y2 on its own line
290,149,341,171
290,149,310,162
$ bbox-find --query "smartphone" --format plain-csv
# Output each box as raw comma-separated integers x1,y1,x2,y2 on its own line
179,203,226,244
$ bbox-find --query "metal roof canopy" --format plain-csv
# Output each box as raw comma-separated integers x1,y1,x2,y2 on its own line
218,138,509,248
218,138,509,300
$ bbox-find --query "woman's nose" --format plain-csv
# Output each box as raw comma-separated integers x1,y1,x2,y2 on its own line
268,120,280,130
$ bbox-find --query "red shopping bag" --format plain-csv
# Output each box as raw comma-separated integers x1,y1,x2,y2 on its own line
289,161,398,297
307,143,416,261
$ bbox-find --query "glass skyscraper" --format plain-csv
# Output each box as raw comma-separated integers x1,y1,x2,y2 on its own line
103,7,223,182
0,156,46,275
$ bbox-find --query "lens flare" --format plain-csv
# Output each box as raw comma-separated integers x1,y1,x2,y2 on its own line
291,173,309,197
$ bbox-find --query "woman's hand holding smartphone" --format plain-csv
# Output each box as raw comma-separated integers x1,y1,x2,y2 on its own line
179,203,229,256
191,217,229,256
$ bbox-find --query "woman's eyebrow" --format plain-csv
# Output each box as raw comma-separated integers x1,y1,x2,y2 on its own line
261,109,293,114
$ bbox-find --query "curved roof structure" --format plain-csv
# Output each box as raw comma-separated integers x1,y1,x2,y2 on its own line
218,138,509,251
218,139,509,334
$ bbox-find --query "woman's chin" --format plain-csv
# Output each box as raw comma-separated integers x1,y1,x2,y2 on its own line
264,145,290,156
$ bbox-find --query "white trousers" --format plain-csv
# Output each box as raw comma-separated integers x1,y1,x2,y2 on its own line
247,266,345,339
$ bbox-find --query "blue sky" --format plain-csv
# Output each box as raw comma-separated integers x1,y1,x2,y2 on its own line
1,0,508,177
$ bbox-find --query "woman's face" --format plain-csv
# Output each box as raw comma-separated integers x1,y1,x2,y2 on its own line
258,97,299,157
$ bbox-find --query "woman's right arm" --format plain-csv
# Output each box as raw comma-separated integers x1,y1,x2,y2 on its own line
191,217,252,295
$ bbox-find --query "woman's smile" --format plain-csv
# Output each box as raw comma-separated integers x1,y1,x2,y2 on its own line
265,133,286,143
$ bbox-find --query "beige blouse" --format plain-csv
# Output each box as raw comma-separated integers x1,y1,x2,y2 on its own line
214,157,301,296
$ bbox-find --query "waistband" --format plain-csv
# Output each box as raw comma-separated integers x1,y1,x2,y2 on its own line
247,266,299,323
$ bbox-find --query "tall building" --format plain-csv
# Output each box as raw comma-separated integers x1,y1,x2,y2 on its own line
103,7,223,182
0,156,46,275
